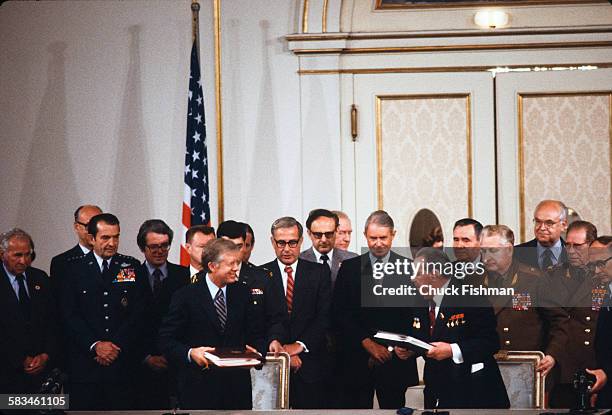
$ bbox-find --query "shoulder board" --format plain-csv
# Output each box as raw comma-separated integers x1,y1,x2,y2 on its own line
116,253,137,262
259,266,274,278
517,262,542,277
66,254,86,262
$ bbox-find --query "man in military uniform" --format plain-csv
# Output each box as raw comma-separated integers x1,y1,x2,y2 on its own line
592,236,612,408
547,221,600,408
475,225,569,380
60,213,149,410
217,220,286,352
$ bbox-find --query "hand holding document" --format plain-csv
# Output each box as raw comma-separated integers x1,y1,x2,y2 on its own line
374,331,434,356
203,347,263,368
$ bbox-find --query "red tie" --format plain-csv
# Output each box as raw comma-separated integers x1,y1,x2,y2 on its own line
285,265,294,313
429,300,436,336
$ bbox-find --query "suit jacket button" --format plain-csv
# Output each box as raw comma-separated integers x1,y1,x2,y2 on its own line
105,328,109,332
504,340,511,345
104,292,109,296
105,316,109,320
586,316,591,321
104,304,108,308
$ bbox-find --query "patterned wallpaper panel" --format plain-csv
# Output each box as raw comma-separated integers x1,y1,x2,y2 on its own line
379,96,471,247
521,94,611,237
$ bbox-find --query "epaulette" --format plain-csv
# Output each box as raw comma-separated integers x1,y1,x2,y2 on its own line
517,262,542,278
116,253,138,262
259,266,274,278
66,253,86,262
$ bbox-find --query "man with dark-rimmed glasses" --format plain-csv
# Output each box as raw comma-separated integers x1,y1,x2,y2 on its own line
261,216,331,408
135,219,189,409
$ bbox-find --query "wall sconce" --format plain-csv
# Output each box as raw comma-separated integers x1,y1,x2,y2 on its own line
474,10,509,29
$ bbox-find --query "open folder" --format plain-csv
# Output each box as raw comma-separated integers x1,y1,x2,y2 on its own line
374,330,433,355
203,348,264,368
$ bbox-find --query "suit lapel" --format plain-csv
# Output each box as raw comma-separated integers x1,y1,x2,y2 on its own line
267,261,288,314
0,266,22,317
196,280,223,333
292,260,308,316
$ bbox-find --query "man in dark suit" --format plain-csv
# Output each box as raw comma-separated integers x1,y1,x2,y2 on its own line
49,204,102,294
409,248,509,409
159,238,266,410
261,216,332,409
299,209,356,407
60,213,149,410
135,219,190,409
217,220,286,352
0,228,58,393
333,210,421,409
515,200,568,270
300,208,358,288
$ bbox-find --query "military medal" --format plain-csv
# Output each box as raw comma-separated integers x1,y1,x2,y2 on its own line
512,292,531,311
34,285,41,290
121,297,128,307
592,284,607,311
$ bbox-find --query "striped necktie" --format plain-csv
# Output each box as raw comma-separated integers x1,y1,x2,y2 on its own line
285,265,294,313
214,289,227,330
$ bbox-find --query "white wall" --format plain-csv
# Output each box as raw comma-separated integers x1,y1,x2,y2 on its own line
0,0,307,269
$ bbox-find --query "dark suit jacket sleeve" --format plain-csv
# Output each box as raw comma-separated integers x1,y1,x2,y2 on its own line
36,270,60,361
158,288,190,368
456,297,501,364
262,274,287,344
111,265,150,354
59,266,99,353
298,265,332,353
536,276,570,360
333,259,372,348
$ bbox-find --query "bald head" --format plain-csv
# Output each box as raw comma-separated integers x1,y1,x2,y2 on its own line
74,205,103,248
532,200,567,247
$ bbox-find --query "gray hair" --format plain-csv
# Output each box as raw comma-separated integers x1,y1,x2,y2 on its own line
534,200,568,222
201,238,240,272
364,210,394,231
270,217,303,238
332,210,350,221
480,224,515,246
0,228,35,254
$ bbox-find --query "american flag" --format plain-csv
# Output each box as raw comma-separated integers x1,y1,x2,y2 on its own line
181,40,211,266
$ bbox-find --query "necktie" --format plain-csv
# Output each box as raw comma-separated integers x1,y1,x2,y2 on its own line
542,249,553,270
102,259,110,274
214,289,227,330
320,254,330,270
285,265,294,313
16,274,31,321
152,268,162,296
428,300,436,336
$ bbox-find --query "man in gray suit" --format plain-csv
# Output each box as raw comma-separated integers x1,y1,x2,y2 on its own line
300,209,357,289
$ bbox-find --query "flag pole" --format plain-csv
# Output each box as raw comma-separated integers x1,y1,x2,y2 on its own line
191,0,200,53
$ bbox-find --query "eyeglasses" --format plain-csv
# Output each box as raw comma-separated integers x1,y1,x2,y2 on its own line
145,243,171,252
586,256,612,272
311,231,335,240
76,221,88,227
274,239,299,249
533,218,561,229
